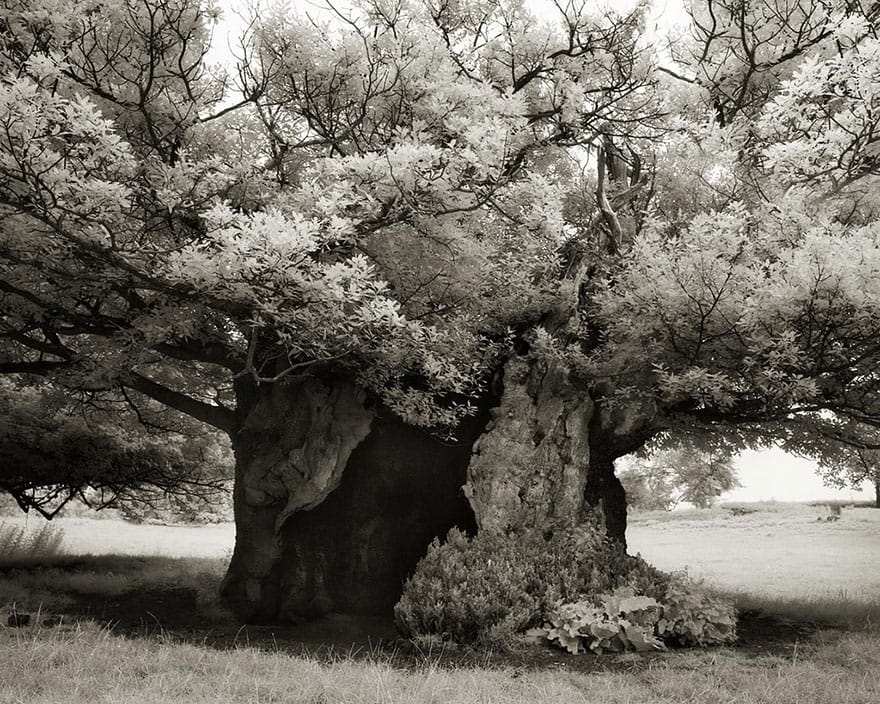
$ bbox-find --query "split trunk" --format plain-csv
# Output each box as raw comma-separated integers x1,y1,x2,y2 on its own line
221,359,641,623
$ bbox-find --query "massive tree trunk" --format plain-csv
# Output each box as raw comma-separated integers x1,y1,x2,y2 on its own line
220,375,375,622
221,356,652,623
463,356,642,547
221,374,492,623
464,356,592,532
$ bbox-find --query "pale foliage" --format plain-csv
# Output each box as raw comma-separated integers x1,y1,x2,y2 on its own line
1,0,880,450
618,446,739,510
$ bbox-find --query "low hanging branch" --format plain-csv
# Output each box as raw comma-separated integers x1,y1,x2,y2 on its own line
0,384,233,519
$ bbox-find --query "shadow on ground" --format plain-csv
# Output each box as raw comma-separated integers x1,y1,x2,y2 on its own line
57,585,828,673
1,556,832,672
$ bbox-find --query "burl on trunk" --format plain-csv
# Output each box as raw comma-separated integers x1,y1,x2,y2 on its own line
465,356,628,544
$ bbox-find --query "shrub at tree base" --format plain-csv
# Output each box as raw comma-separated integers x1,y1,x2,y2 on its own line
393,521,672,648
395,522,736,652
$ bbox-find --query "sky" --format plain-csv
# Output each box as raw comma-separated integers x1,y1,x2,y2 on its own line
727,449,875,503
208,0,692,65
205,1,876,504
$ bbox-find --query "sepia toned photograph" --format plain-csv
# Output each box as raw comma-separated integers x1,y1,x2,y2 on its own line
1,0,879,701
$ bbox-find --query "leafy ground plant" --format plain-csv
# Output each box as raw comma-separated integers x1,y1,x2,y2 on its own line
533,588,665,654
533,577,737,654
658,576,738,646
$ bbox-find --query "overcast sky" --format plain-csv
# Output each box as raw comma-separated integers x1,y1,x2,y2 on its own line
729,450,874,503
208,0,691,64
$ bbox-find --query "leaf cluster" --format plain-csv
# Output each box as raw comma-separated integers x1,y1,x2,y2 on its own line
533,575,737,654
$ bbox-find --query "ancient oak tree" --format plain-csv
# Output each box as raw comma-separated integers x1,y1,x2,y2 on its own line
2,0,880,621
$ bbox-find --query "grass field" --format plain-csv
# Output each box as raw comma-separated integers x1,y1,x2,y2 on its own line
1,503,879,703
0,514,233,559
2,622,878,704
629,503,880,600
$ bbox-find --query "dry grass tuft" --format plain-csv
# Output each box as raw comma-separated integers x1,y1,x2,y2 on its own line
0,521,65,564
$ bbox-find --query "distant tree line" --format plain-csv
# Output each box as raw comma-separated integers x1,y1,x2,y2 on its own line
618,446,740,511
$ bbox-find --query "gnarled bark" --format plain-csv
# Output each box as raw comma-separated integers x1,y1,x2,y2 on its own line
221,376,374,622
465,355,651,547
221,375,493,623
464,357,592,532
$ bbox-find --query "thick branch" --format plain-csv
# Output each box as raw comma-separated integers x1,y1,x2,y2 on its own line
596,148,623,254
155,340,245,373
124,371,237,433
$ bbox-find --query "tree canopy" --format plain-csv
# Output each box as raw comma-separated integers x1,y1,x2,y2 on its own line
2,0,880,496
